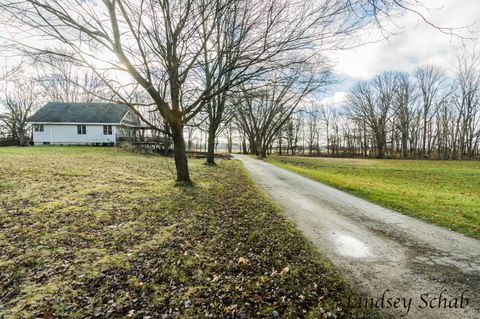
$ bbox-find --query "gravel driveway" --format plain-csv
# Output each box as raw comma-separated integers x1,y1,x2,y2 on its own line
234,155,480,319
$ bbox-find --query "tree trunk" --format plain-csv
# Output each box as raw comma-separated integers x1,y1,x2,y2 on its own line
171,123,190,182
422,116,427,158
163,120,170,156
227,128,233,153
401,126,408,159
242,137,248,154
249,137,257,155
260,146,267,157
18,128,26,146
376,130,386,159
206,127,216,165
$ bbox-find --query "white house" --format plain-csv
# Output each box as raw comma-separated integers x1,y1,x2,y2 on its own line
27,102,141,146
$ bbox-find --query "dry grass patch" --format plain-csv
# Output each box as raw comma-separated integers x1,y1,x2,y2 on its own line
1,147,381,318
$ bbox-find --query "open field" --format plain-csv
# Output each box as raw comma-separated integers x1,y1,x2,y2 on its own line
0,147,380,319
267,156,480,239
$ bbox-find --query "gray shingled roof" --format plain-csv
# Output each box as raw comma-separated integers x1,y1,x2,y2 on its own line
28,102,137,124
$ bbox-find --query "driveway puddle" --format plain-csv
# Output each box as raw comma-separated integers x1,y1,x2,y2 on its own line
334,234,371,258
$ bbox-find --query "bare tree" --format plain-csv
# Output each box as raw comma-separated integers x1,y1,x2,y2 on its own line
453,49,480,159
235,63,329,157
320,102,337,155
414,66,448,158
34,56,106,103
347,72,399,158
0,71,43,145
222,121,235,153
201,1,240,164
303,103,321,155
394,73,417,158
283,115,301,155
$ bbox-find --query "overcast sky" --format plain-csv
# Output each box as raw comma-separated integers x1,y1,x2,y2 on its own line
1,0,479,108
322,0,480,105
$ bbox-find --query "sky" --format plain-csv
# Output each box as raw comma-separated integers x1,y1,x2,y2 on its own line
322,0,480,105
1,0,479,109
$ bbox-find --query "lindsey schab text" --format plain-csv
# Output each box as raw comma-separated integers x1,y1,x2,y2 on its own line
347,289,469,316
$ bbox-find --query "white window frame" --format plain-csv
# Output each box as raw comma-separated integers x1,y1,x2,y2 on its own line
103,125,113,135
77,125,87,135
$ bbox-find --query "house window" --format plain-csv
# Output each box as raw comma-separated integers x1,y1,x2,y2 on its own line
34,124,44,132
103,125,113,135
77,125,87,135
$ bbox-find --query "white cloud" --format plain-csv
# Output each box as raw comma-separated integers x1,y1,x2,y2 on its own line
331,0,480,80
319,91,348,106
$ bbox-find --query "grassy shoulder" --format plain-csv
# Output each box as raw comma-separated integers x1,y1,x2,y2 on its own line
0,147,380,318
266,155,480,239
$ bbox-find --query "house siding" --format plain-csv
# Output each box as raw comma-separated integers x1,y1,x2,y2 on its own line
32,124,118,145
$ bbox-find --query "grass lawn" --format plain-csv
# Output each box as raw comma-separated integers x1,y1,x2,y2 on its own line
267,155,480,239
0,147,380,319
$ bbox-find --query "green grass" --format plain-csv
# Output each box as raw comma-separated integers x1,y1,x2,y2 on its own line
267,155,480,239
0,147,381,319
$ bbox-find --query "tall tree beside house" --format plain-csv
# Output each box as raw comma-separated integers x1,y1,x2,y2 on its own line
0,70,43,146
0,0,440,182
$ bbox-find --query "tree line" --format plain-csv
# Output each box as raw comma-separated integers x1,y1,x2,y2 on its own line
249,50,479,160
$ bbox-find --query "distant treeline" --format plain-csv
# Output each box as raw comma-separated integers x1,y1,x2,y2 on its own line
261,53,480,160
